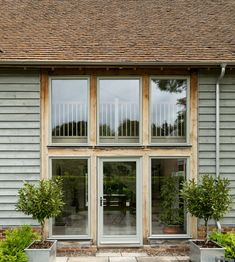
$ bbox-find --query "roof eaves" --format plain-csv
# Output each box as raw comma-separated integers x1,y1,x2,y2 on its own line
0,59,235,67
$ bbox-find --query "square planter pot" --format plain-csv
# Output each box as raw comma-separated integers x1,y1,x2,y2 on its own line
25,240,57,262
189,240,225,262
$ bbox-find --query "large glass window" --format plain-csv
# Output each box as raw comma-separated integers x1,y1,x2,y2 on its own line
51,159,89,237
151,158,187,235
98,78,140,144
51,78,89,144
151,79,188,143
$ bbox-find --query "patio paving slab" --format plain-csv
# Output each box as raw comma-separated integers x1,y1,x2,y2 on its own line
137,257,186,262
69,257,108,262
96,252,122,257
110,257,137,262
121,252,148,257
56,257,68,262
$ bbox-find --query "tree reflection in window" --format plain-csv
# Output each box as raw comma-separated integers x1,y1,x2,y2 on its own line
151,79,187,143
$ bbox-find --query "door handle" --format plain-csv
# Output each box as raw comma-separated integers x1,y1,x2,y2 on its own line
100,197,103,207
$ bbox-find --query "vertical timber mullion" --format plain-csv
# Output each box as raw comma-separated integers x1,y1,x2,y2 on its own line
40,69,49,238
190,71,198,238
142,75,149,145
90,74,97,145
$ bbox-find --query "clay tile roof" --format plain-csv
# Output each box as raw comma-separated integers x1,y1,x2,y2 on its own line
0,0,234,65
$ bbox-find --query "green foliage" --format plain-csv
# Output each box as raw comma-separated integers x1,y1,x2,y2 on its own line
181,174,232,240
0,225,39,262
210,231,235,259
16,178,65,240
160,176,184,225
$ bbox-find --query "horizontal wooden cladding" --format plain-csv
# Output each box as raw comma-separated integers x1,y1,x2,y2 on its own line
0,91,40,99
0,99,40,106
0,83,40,92
0,166,40,173
198,71,235,225
0,151,40,158
0,181,38,189
0,137,40,144
0,218,38,226
0,114,40,121
0,75,40,84
0,144,39,151
0,129,40,137
198,72,235,85
0,72,41,226
0,173,40,181
0,107,40,114
0,122,40,129
0,210,32,218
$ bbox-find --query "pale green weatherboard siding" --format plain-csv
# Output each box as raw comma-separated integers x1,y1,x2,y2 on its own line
0,72,40,226
198,71,235,225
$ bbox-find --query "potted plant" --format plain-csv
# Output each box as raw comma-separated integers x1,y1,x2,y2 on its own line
210,231,235,262
159,176,184,234
16,178,65,262
180,174,232,262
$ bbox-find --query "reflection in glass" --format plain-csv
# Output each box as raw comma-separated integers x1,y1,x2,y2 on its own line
151,159,187,235
103,161,136,235
151,79,187,143
51,79,88,143
99,79,140,143
52,159,88,236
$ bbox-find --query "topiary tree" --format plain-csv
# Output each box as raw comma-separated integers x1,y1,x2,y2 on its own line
180,174,232,242
16,178,65,242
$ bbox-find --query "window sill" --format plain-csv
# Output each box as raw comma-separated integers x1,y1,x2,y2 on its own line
148,144,192,148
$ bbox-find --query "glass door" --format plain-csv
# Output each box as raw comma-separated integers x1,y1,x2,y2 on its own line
98,158,142,245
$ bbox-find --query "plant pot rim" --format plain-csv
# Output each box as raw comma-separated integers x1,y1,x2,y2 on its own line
25,239,57,251
189,239,225,250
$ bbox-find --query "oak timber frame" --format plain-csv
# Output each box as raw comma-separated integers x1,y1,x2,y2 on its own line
40,67,198,245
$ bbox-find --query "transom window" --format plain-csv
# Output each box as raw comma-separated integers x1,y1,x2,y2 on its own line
150,78,188,144
98,78,141,144
51,78,89,144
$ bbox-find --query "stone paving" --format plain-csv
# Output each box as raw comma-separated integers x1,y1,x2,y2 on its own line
56,252,190,262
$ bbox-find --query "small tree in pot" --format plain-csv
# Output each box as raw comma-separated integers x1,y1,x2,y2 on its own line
180,174,232,262
16,178,65,262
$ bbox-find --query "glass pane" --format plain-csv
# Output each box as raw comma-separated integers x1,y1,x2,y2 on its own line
151,159,187,235
151,79,187,143
52,159,89,236
99,79,140,144
51,79,88,143
103,161,136,235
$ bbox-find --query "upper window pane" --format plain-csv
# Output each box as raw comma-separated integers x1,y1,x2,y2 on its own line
51,79,88,144
151,79,187,143
98,79,140,144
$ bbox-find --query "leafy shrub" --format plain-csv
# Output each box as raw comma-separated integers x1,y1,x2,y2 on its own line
0,225,39,262
210,231,235,259
181,174,232,241
16,178,65,241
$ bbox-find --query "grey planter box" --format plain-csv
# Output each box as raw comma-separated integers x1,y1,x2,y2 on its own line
25,240,57,262
189,240,225,262
215,258,235,262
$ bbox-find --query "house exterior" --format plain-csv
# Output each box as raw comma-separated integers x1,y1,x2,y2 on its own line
0,0,234,249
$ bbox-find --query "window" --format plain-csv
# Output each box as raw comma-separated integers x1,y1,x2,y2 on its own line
51,158,89,237
98,78,141,144
51,78,89,144
150,78,188,144
151,158,187,236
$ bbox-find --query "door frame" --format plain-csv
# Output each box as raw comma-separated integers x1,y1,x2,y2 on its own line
97,157,143,246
